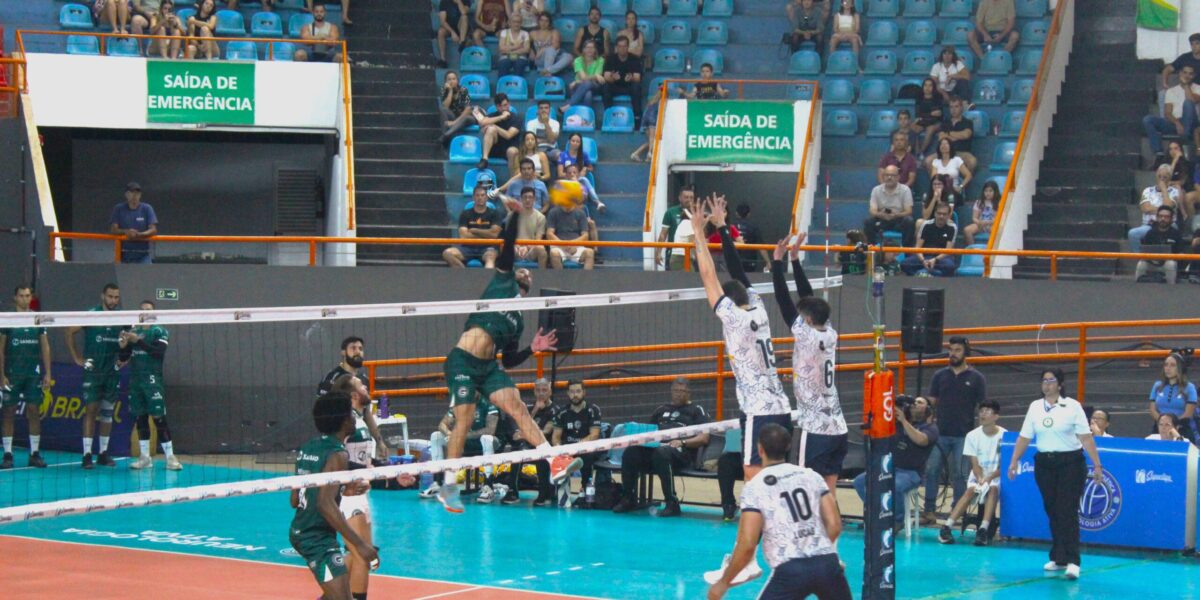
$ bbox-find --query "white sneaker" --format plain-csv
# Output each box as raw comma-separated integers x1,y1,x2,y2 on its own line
130,455,153,470
703,553,763,586
1043,561,1066,572
477,484,495,503
1065,564,1080,580
418,483,441,499
165,456,183,471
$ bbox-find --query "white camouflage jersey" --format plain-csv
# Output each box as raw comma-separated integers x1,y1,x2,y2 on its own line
715,290,791,416
344,407,376,466
790,320,848,435
740,462,836,568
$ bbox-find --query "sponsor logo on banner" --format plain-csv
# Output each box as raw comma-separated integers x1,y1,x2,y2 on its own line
1134,469,1174,484
881,529,894,556
1016,461,1035,476
1079,470,1122,531
61,528,266,552
882,565,895,589
880,491,893,519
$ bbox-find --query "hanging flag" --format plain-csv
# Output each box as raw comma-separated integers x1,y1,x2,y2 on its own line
1137,0,1180,30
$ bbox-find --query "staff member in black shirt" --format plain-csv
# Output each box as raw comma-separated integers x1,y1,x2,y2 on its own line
553,379,603,494
502,377,558,505
920,336,987,524
318,336,366,395
613,377,712,517
601,36,643,128
901,202,958,276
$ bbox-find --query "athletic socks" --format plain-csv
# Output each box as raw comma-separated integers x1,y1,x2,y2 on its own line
29,435,40,453
353,593,367,600
444,469,457,486
83,437,93,455
944,517,957,528
99,436,110,453
3,436,12,454
161,441,174,459
139,440,151,458
980,520,991,532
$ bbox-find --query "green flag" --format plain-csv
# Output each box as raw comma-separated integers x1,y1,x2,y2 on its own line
1137,0,1180,31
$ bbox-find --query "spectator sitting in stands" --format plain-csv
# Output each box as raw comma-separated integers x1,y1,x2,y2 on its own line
562,164,606,240
306,1,351,26
1161,33,1200,94
685,63,730,100
531,12,573,76
497,17,533,78
895,110,920,152
902,202,958,276
863,165,915,247
616,11,646,62
931,96,976,172
938,399,1005,546
471,0,510,47
512,0,544,31
546,183,596,269
1129,165,1180,253
185,0,219,60
787,0,825,55
443,184,503,268
557,132,594,180
420,397,501,500
435,0,470,67
1089,408,1113,438
1149,352,1199,444
931,46,971,104
1135,206,1184,284
962,179,999,246
499,158,550,210
929,139,972,196
514,187,549,268
854,395,938,527
879,130,919,189
100,0,134,34
509,132,552,180
878,239,903,274
731,203,772,273
1144,64,1200,157
838,230,868,275
552,380,604,500
526,100,562,162
916,175,960,234
477,93,521,170
914,78,945,158
561,41,606,115
656,184,694,270
630,84,663,162
602,36,644,128
439,71,479,145
612,377,711,517
575,7,612,57
828,0,861,58
1157,141,1197,226
295,5,343,62
1146,413,1192,444
133,0,185,59
967,0,1018,58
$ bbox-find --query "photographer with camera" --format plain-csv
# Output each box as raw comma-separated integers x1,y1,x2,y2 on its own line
862,165,915,248
853,395,939,527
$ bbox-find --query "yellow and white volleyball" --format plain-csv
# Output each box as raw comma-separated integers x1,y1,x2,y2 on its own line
549,179,584,209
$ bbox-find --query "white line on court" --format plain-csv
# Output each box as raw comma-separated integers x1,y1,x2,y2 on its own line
0,457,130,472
546,571,560,576
411,586,484,599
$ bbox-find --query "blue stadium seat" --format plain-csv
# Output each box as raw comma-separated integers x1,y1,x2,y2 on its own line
459,46,492,72
525,105,542,124
867,110,899,137
667,0,699,16
902,49,934,75
696,21,729,45
251,12,283,37
659,20,692,45
534,76,567,100
703,0,734,17
1010,78,1034,104
956,245,986,277
903,20,937,46
560,0,591,15
1015,0,1048,17
904,0,936,17
66,35,99,55
940,0,972,17
974,78,1005,105
176,8,196,25
497,75,529,101
789,82,817,100
582,136,599,162
942,20,973,46
863,49,898,74
989,141,1017,172
288,13,313,37
788,50,822,75
225,41,258,60
978,49,1012,75
602,106,636,132
998,110,1024,137
277,0,307,9
632,0,662,15
269,41,296,61
867,0,900,16
556,18,579,42
637,20,656,43
823,79,855,105
865,21,900,47
824,109,859,136
964,109,990,138
1020,19,1049,46
648,76,687,98
460,74,491,99
215,9,246,36
959,52,975,71
859,79,892,105
692,49,724,74
59,4,94,30
107,37,141,57
826,50,859,75
562,105,597,131
598,18,617,35
654,48,686,73
449,136,483,164
597,0,628,14
1016,48,1042,74
463,168,497,195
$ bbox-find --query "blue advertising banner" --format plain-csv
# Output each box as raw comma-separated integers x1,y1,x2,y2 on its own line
999,431,1197,551
13,362,134,456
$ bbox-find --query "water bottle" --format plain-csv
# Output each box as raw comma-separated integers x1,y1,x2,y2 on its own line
872,266,886,298
378,394,389,419
585,483,596,506
986,43,993,54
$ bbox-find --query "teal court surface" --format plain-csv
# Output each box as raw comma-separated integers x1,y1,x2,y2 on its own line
3,449,1199,599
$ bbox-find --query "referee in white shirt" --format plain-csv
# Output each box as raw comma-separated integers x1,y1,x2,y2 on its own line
1006,368,1104,581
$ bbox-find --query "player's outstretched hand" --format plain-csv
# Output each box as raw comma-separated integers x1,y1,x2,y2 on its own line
773,238,789,262
708,193,727,226
357,543,380,571
396,473,416,487
531,327,558,353
789,232,806,261
503,196,523,214
687,203,708,236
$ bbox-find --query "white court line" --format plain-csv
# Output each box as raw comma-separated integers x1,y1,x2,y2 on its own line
567,566,584,571
0,457,130,473
546,571,561,576
411,586,485,600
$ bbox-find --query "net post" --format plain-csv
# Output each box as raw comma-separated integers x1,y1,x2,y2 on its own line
1078,324,1088,402
715,341,725,419
861,250,896,600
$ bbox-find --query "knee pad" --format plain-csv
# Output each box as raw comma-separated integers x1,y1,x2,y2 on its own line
99,400,116,424
153,416,171,441
136,415,151,439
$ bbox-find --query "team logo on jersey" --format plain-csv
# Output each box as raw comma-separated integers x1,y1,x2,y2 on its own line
1079,470,1122,531
331,553,346,567
749,321,759,332
763,475,778,486
1042,417,1054,428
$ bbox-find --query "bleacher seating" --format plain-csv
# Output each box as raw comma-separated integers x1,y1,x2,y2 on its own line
1016,49,1042,74
602,106,636,132
942,20,973,45
902,49,934,75
251,12,284,38
696,21,729,45
462,168,497,194
859,79,892,105
653,48,685,73
270,42,297,61
826,50,859,75
1015,0,1048,17
666,0,699,17
904,0,936,18
597,0,628,14
989,141,1017,172
867,110,898,137
692,49,724,74
659,20,692,45
865,21,900,47
636,20,656,43
997,110,1023,137
582,137,599,162
556,18,579,42
288,12,313,37
978,50,1013,75
863,50,898,75
563,105,597,132
702,0,734,17
107,37,140,57
964,110,990,138
868,0,900,17
460,74,491,99
824,110,858,136
59,4,94,30
498,75,529,101
903,20,937,46
824,79,856,105
534,77,567,100
215,10,247,37
789,50,822,76
66,34,99,55
632,0,661,15
560,0,591,15
226,41,258,61
449,136,483,164
459,47,492,72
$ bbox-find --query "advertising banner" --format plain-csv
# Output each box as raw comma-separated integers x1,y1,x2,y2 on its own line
13,363,135,456
146,61,256,125
685,101,795,164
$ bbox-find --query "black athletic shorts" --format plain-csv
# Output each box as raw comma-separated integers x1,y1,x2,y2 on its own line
760,554,852,600
739,413,793,466
795,430,849,478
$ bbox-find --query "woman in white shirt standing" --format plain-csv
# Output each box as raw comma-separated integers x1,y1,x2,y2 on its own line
1006,368,1103,581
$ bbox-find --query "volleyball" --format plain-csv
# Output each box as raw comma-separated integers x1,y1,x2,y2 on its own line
549,179,584,209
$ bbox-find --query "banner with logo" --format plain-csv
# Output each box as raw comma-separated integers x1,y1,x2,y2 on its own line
999,433,1196,551
684,101,796,164
12,363,134,456
146,61,256,125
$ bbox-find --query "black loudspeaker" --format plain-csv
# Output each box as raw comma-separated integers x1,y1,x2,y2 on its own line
538,288,576,352
901,288,945,354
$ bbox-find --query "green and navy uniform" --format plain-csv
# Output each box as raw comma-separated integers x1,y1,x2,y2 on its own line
127,326,169,417
80,306,125,407
2,325,46,407
290,434,349,583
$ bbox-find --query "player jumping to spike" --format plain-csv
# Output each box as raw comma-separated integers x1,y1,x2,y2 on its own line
439,195,582,513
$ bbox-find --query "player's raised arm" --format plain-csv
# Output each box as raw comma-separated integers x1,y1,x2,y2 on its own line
495,196,523,273
709,195,751,288
770,238,800,328
689,201,723,308
788,232,814,299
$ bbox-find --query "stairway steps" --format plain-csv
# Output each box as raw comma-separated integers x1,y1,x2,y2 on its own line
355,158,445,176
1039,153,1140,170
356,207,448,226
352,80,438,97
356,139,443,158
1024,222,1127,238
1034,186,1135,205
352,66,433,83
1038,168,1133,187
1023,237,1123,253
353,111,444,129
356,190,444,209
348,37,429,53
358,173,445,193
1027,203,1129,222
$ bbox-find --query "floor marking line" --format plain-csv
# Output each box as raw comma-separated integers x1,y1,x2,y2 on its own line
411,586,484,600
546,571,560,576
0,457,130,472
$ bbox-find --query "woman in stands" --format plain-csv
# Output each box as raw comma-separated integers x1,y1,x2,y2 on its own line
913,77,944,157
185,0,219,60
531,12,572,77
512,0,544,31
471,0,510,47
1146,413,1189,442
1147,353,1198,445
827,0,861,58
931,45,971,103
929,138,971,194
1158,140,1197,226
515,132,552,181
97,0,133,35
561,41,605,115
147,0,185,59
962,178,999,246
439,71,479,145
497,17,532,78
557,133,593,180
915,175,960,234
616,11,645,63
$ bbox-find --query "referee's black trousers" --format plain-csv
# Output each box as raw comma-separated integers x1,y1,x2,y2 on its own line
620,446,689,502
1033,450,1088,566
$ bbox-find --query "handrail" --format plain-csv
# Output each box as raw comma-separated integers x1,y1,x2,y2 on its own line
984,0,1070,276
643,83,669,233
790,84,820,234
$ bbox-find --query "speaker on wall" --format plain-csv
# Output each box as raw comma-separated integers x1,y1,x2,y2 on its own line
901,288,945,354
538,288,576,352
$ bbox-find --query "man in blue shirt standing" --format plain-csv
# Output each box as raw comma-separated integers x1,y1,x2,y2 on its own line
109,182,158,263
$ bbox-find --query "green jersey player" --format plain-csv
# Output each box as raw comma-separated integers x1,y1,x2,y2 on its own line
66,283,125,469
0,285,50,469
119,300,180,471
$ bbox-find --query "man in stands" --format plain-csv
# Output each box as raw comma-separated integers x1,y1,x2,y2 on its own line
1160,33,1200,92
574,7,611,57
443,184,503,268
657,185,695,270
613,377,711,517
967,0,1018,58
526,100,562,164
902,202,958,276
306,1,351,26
921,336,987,525
853,396,938,526
546,188,596,269
730,203,771,273
1129,165,1180,253
931,97,976,172
561,162,604,242
295,5,343,62
498,158,549,211
862,165,915,247
435,0,470,68
471,0,510,48
786,0,825,55
1144,64,1200,157
477,93,522,171
879,130,919,189
602,36,644,129
1135,206,1184,284
896,110,920,156
132,0,184,59
496,187,549,269
500,377,557,505
552,380,603,502
109,182,158,264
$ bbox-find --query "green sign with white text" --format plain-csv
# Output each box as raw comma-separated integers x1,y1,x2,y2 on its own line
146,61,255,125
685,101,796,164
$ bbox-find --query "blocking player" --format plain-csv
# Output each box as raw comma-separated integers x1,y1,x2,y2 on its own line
319,336,366,396
692,195,793,484
120,300,180,471
770,235,849,514
0,285,50,469
439,195,581,513
290,392,379,600
707,423,851,600
65,283,125,469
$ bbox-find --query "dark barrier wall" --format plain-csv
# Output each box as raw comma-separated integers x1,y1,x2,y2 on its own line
0,118,43,290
